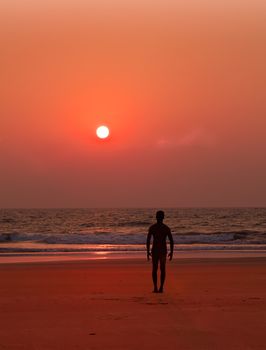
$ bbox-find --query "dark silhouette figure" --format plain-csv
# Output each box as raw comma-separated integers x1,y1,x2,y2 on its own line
146,210,174,293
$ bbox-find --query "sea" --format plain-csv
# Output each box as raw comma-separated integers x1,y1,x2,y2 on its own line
1,208,266,256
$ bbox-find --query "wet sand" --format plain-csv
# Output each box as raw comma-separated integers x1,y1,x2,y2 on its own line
0,258,266,349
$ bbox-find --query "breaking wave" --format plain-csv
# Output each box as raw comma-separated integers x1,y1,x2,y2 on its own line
1,230,266,246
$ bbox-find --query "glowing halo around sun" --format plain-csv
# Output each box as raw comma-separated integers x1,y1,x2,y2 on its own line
96,125,110,139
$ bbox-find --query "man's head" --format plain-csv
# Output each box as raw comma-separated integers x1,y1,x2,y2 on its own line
156,210,165,223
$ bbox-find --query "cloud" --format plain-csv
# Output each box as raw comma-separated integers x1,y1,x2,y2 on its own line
178,129,204,146
156,128,215,149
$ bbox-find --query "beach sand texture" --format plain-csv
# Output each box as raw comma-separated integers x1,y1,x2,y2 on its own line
0,258,266,350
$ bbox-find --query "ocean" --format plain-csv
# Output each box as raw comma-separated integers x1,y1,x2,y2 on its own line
1,208,266,254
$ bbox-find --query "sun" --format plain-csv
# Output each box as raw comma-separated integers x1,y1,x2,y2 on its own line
96,125,110,139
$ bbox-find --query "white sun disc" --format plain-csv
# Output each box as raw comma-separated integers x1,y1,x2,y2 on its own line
96,125,110,139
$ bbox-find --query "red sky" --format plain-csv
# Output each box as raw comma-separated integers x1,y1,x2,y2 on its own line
0,0,266,207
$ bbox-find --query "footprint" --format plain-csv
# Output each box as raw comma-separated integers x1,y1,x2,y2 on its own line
145,301,168,305
132,296,147,302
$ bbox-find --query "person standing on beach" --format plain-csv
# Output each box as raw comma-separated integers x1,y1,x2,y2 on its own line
146,210,174,293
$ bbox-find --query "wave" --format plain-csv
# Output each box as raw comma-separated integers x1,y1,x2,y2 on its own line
115,221,151,227
1,230,266,245
0,218,15,224
1,244,266,253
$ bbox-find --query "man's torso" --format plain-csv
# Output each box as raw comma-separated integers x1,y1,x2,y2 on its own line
149,223,170,255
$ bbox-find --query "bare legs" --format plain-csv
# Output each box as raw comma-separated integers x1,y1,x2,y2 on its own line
152,256,166,293
152,259,158,292
159,262,165,293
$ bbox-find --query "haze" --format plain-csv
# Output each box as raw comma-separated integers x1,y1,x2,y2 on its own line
0,0,266,208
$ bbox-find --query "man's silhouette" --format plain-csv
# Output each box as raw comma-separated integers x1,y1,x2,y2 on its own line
146,210,174,293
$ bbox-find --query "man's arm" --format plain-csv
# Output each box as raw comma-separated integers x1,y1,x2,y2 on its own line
168,229,174,261
146,228,152,260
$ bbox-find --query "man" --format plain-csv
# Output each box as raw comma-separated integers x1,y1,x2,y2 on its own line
146,210,174,293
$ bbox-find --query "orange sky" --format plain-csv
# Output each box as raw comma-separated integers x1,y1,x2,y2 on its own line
0,0,266,207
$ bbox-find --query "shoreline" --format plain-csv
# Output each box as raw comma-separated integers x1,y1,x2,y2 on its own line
1,249,266,264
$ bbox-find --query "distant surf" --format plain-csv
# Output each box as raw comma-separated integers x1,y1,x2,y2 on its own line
1,208,266,253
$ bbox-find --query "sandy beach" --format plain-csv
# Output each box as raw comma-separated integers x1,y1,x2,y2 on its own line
0,257,266,350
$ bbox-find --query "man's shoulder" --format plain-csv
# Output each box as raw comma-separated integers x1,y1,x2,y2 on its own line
162,223,171,232
149,223,157,231
149,223,171,231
